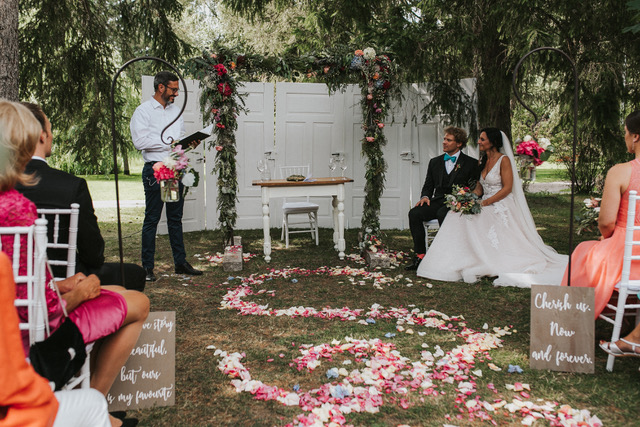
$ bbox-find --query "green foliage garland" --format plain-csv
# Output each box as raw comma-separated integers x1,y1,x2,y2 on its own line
350,48,398,244
185,48,248,246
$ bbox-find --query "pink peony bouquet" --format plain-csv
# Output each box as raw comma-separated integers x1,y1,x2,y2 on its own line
516,135,551,166
153,144,199,189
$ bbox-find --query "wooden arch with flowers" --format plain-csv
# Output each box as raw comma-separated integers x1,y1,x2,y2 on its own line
185,44,399,248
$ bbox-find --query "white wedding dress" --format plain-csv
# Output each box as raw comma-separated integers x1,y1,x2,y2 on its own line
416,133,568,288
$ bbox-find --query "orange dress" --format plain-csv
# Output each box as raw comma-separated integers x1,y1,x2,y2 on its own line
562,158,640,318
0,252,58,427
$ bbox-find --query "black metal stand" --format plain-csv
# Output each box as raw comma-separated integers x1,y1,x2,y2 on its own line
512,47,578,286
109,57,188,284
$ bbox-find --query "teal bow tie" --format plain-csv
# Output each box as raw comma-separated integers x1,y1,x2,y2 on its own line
444,154,457,162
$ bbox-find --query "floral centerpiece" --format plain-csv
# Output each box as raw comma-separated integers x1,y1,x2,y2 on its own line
445,185,482,214
515,135,553,188
153,144,199,202
575,196,601,235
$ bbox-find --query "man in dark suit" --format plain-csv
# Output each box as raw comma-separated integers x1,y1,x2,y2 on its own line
16,102,146,292
406,126,481,270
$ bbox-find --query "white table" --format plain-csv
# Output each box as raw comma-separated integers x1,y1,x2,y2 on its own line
252,177,353,262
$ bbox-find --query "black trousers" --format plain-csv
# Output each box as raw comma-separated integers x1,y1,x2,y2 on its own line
80,262,147,292
407,199,448,254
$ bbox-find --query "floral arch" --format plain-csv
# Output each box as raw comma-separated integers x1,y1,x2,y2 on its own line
185,45,399,247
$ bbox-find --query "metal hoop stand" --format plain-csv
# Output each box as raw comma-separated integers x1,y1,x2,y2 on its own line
512,47,578,286
109,57,188,284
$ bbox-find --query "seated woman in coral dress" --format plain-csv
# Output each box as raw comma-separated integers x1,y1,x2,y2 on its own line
562,111,640,321
0,100,149,427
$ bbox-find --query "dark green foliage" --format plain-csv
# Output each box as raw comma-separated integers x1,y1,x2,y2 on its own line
18,0,192,174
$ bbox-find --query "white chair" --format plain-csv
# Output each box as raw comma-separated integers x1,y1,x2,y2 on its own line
0,218,49,346
37,204,90,389
279,165,319,248
423,219,440,252
1,217,90,389
37,203,80,281
598,190,640,372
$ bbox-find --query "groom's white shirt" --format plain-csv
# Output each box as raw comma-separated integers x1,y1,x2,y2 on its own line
445,149,461,174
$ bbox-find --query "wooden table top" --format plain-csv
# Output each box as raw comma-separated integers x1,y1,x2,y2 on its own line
252,177,354,187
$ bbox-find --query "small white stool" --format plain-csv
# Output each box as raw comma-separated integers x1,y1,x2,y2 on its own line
423,219,440,252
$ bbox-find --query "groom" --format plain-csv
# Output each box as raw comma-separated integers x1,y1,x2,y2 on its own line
406,126,480,270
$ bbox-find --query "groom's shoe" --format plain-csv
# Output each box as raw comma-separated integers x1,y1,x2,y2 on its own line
405,256,423,271
175,261,203,276
145,268,157,282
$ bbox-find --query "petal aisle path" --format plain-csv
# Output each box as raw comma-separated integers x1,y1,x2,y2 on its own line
197,254,601,427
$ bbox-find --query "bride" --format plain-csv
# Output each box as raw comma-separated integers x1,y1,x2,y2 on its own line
416,127,568,287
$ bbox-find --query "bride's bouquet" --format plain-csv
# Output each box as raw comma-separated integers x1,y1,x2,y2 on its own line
446,185,482,215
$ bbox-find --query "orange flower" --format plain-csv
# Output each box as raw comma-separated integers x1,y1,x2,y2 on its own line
372,72,380,80
230,62,236,70
355,49,364,56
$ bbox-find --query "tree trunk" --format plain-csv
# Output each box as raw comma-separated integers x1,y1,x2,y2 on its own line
475,37,513,142
122,148,130,175
0,0,19,101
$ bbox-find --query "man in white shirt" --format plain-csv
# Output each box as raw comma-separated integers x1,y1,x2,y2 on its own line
130,71,202,282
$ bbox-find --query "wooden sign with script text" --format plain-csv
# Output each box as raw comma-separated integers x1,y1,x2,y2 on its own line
530,285,595,373
107,311,176,410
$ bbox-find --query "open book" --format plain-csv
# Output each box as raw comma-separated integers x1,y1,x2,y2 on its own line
177,124,213,149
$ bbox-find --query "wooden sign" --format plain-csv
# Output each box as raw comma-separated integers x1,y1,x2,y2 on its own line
107,311,176,410
530,285,595,373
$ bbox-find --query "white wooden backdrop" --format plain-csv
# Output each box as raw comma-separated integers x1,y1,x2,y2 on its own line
140,77,477,233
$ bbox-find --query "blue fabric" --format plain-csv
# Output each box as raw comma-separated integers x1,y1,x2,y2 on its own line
444,153,457,162
141,163,186,269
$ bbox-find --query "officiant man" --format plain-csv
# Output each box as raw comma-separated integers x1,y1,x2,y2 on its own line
130,71,202,282
406,126,480,270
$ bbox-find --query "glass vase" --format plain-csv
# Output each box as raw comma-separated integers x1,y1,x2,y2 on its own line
160,179,180,203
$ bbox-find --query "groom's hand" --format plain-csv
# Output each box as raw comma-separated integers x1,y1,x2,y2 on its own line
416,196,430,207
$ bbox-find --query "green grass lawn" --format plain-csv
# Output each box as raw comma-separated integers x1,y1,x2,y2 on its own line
98,192,639,427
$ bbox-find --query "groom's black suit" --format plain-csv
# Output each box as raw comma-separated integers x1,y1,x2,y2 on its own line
408,152,480,254
16,159,146,291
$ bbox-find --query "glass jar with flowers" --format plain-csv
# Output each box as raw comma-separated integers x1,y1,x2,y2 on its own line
153,144,199,203
515,135,553,190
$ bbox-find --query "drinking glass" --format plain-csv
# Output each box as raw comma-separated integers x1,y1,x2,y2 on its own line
257,159,268,180
328,157,337,179
339,157,347,177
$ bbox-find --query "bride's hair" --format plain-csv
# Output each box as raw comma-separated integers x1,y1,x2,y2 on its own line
626,111,640,135
479,127,503,170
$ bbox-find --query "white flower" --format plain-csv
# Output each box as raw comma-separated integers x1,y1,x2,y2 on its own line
523,135,533,142
182,171,196,187
162,155,177,170
538,137,551,149
363,47,376,60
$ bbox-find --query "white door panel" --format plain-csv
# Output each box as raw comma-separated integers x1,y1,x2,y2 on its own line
225,82,275,230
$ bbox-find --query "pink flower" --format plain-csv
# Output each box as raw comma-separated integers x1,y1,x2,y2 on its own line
377,123,384,129
366,136,375,142
215,145,223,152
